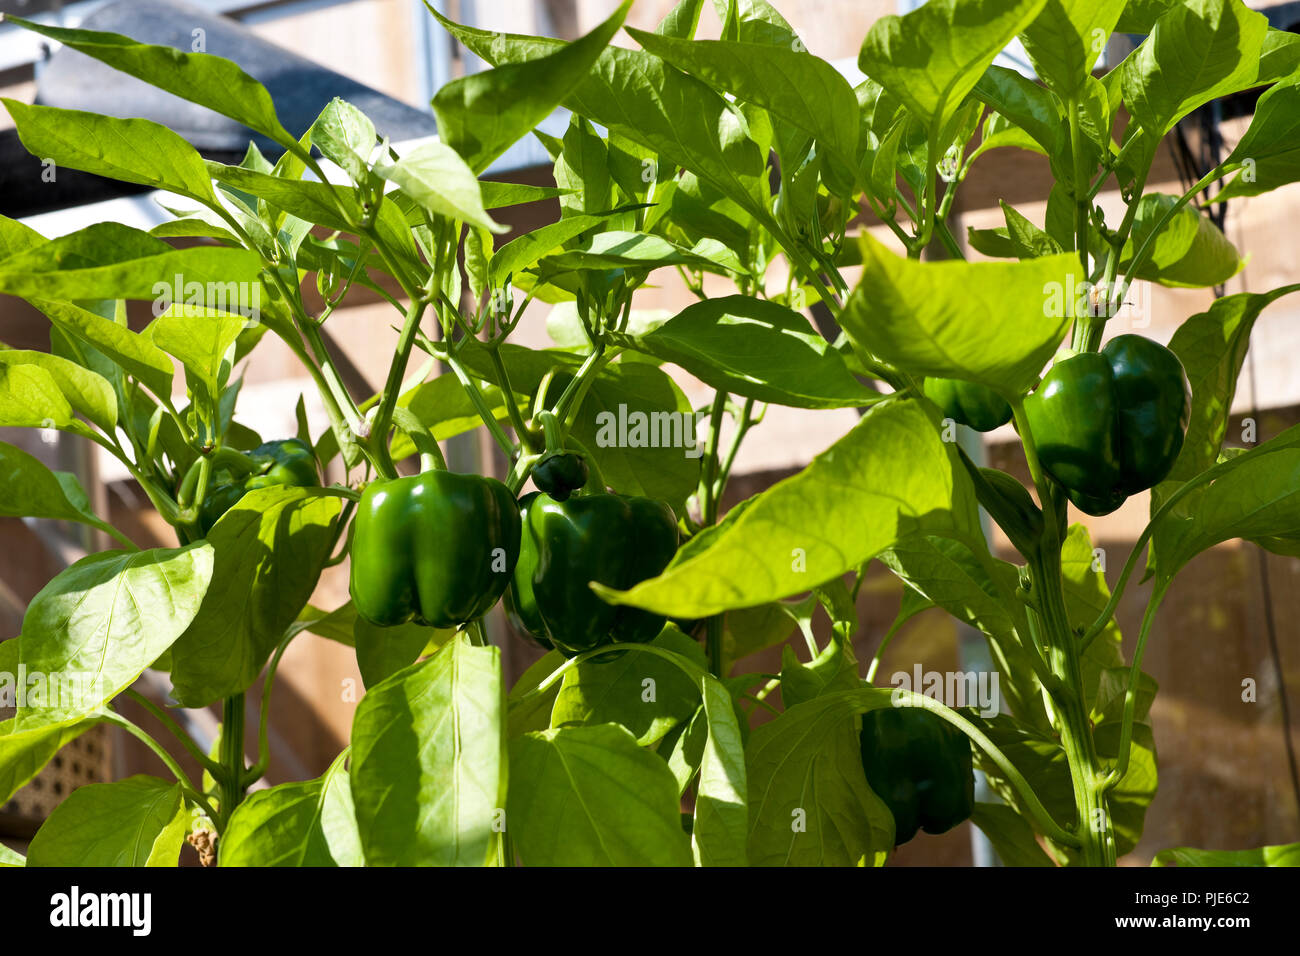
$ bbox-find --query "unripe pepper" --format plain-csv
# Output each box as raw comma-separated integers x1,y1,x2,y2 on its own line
199,438,319,534
350,471,521,629
923,377,1013,432
859,705,975,845
1023,335,1190,515
531,451,589,502
507,491,678,656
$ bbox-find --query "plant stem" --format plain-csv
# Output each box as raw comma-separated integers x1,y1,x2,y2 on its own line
218,694,247,827
371,296,430,479
124,689,222,778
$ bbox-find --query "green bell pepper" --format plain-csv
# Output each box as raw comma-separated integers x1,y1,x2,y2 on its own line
199,438,320,534
350,470,521,629
507,491,678,656
923,377,1012,432
531,451,589,502
859,705,975,845
1023,334,1190,516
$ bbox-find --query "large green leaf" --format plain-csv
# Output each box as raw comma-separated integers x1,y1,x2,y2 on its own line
858,0,1047,144
0,350,116,434
168,488,339,707
5,16,299,151
26,775,188,867
629,29,860,173
1120,193,1243,288
0,441,119,543
350,635,506,866
0,714,99,806
746,687,896,866
971,65,1066,158
373,141,503,233
0,223,263,302
488,215,605,289
596,397,974,618
29,298,173,399
1151,286,1300,525
1018,0,1128,97
220,753,362,866
2,99,216,206
1217,70,1300,201
1149,427,1300,583
433,2,630,174
841,232,1079,396
608,295,879,409
693,675,749,866
1122,0,1268,137
550,628,705,746
15,544,214,727
508,723,692,866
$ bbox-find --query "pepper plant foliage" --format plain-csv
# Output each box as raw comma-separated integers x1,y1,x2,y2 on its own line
1,0,1298,868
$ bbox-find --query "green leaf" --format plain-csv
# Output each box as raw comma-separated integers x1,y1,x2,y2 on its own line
350,634,506,866
629,29,860,173
746,687,897,866
971,65,1066,158
5,16,298,151
1001,200,1066,258
0,441,119,540
1122,0,1268,137
567,361,701,513
0,714,99,807
0,363,75,430
1019,0,1128,98
432,13,772,229
16,544,214,726
168,488,340,707
841,232,1079,396
149,311,247,418
220,753,362,866
1121,193,1243,287
970,801,1055,866
480,181,570,209
434,2,631,174
508,723,693,866
1217,70,1300,201
373,141,503,233
507,650,566,738
723,601,798,671
859,0,1047,145
0,842,23,867
353,617,444,689
780,637,861,709
693,675,748,866
1149,426,1300,583
310,98,376,187
1,99,216,205
608,295,880,409
541,230,713,271
0,350,115,434
0,212,44,259
29,298,173,398
1152,842,1300,867
0,223,264,303
387,373,513,460
489,214,606,289
550,628,706,746
1152,287,1300,523
27,775,188,867
596,397,972,618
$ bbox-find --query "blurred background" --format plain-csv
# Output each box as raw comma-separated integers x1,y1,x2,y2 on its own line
0,0,1297,865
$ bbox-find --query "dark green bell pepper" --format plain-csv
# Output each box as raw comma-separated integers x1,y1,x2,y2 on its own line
1023,334,1190,516
531,451,589,502
859,705,975,845
350,470,521,629
507,491,678,656
199,438,320,534
923,377,1013,432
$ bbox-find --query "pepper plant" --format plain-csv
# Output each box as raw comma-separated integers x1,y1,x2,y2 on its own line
1,0,1299,868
